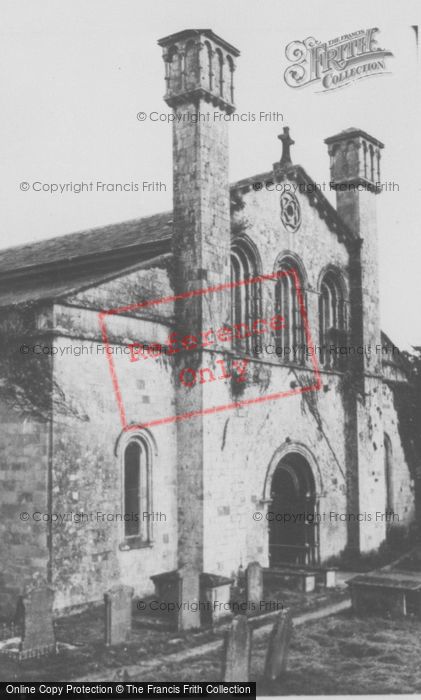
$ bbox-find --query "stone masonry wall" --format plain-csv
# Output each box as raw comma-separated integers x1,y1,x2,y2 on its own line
0,308,52,617
0,405,50,618
381,382,416,528
49,295,178,611
197,176,353,575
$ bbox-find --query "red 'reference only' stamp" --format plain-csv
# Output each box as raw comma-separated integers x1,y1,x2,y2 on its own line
98,268,321,431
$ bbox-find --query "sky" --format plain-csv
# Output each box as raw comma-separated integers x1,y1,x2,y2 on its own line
0,0,420,349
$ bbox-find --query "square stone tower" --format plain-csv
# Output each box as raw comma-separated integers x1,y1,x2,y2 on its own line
158,29,240,627
325,128,386,552
325,128,384,376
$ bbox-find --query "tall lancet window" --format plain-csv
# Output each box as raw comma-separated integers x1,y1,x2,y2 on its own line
123,437,151,544
214,48,224,97
184,40,198,90
319,270,347,368
166,45,182,94
274,259,306,365
204,41,213,91
231,239,261,354
226,55,235,103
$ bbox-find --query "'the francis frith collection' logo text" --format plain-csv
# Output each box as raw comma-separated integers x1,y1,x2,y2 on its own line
284,28,393,92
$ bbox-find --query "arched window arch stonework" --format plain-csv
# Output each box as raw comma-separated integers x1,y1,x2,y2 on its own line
165,45,182,94
116,429,156,549
203,41,213,91
262,441,324,502
214,48,224,98
318,267,348,369
226,55,235,103
273,253,308,366
184,40,199,90
230,236,262,354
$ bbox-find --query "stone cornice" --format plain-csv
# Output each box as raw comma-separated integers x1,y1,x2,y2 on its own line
164,87,236,114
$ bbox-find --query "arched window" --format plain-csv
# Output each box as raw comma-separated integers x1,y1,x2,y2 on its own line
166,45,182,94
123,437,151,543
369,144,375,182
226,55,234,103
274,258,306,365
204,41,213,91
384,433,394,515
185,40,198,90
362,140,368,179
231,239,261,354
214,49,224,97
319,270,347,368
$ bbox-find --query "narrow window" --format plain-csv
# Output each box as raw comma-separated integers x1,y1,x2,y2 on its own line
166,45,182,93
227,55,234,103
275,261,306,365
230,240,261,354
204,41,213,91
214,49,224,97
319,271,347,369
124,439,150,542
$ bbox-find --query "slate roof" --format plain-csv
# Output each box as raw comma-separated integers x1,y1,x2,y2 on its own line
0,211,173,278
0,211,173,308
0,254,171,308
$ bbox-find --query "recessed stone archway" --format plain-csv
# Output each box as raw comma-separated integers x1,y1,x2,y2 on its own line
262,442,323,567
262,441,323,502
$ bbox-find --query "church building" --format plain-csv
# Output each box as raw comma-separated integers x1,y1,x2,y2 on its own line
0,29,415,623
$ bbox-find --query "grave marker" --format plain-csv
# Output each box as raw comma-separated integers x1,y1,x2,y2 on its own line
246,561,263,606
222,615,252,682
264,608,293,681
104,584,134,645
18,580,56,658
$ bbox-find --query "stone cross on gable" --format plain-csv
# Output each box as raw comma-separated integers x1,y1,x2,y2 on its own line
278,127,295,167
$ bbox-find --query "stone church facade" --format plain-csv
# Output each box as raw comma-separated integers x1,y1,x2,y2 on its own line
0,29,415,620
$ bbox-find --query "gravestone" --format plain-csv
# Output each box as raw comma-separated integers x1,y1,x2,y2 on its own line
245,561,263,606
104,585,134,646
200,573,234,626
347,572,421,618
222,615,252,682
179,568,201,630
150,568,201,630
18,581,56,657
264,608,293,681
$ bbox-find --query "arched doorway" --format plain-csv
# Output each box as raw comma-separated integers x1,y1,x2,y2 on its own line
268,452,318,567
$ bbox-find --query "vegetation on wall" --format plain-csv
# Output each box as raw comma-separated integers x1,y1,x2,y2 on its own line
0,307,88,423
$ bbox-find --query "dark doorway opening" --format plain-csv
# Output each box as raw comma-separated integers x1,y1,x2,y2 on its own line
269,452,318,567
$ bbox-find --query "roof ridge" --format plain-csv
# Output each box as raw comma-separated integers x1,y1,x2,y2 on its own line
0,210,173,258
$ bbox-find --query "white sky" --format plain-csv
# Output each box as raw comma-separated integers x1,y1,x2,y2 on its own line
0,0,420,349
